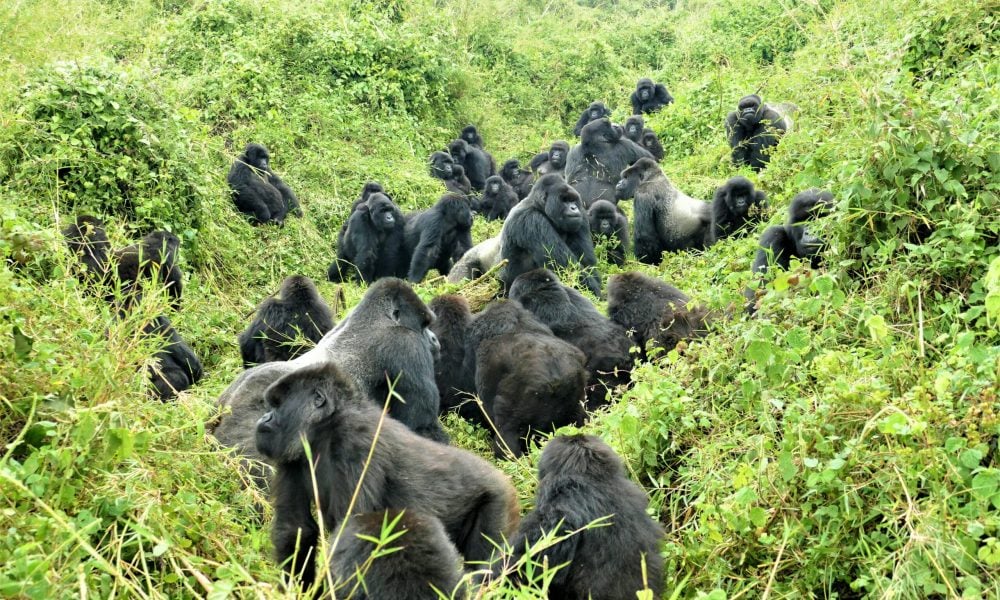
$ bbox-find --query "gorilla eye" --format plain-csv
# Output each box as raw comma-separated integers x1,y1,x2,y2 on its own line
391,308,401,322
314,392,327,408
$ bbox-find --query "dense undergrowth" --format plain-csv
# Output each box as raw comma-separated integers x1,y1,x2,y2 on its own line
1,0,997,597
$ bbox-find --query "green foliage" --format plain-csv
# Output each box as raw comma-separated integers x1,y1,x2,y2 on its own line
902,0,999,83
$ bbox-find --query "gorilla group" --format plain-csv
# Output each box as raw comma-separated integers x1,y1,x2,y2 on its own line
227,143,300,225
725,94,793,171
566,118,652,207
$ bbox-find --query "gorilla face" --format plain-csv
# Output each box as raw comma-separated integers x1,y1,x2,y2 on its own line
487,177,502,194
430,152,455,178
637,79,654,101
543,180,585,232
245,143,270,169
501,160,521,180
367,194,398,232
448,139,469,163
724,177,757,216
441,194,474,229
615,159,652,201
462,125,480,145
597,216,613,234
587,102,610,121
624,116,644,142
549,142,569,168
737,95,762,124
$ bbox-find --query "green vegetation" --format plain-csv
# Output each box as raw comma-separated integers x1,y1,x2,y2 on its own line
1,0,997,597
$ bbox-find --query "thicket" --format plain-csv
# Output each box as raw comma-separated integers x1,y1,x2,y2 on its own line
0,0,996,598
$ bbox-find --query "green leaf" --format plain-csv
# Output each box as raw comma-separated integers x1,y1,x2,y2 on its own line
971,471,999,502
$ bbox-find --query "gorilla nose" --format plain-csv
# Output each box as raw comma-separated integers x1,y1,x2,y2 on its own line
384,214,395,224
257,411,275,429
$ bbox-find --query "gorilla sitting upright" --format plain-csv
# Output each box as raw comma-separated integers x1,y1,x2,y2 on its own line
227,143,300,225
565,118,652,208
724,94,793,171
572,101,613,137
630,78,674,115
403,193,474,282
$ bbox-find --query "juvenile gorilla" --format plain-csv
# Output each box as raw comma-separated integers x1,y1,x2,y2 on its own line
711,176,769,241
587,200,629,266
227,143,300,225
509,269,632,409
615,158,713,263
630,78,674,115
465,301,588,458
572,101,613,137
565,118,653,208
624,115,645,143
430,151,472,196
478,176,518,221
328,192,406,284
331,510,464,600
62,215,111,289
449,138,495,192
530,140,570,177
256,361,519,588
499,159,534,200
446,237,502,283
504,435,664,599
144,315,203,400
641,128,665,162
403,193,474,282
238,275,335,367
461,124,486,149
725,94,792,171
428,294,477,419
114,230,185,311
499,175,601,296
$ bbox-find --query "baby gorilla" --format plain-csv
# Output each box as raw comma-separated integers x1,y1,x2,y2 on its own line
529,140,570,177
143,315,203,400
711,176,769,241
503,434,664,599
500,159,534,200
587,200,629,265
430,151,472,196
331,510,464,600
477,175,518,221
238,275,335,367
725,94,792,171
255,362,519,589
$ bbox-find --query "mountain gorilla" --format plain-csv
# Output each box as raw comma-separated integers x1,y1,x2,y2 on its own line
427,294,477,419
448,138,495,192
238,275,335,367
725,94,792,171
499,174,601,296
255,361,519,588
446,236,502,283
331,510,464,600
572,101,613,137
502,435,664,599
328,192,406,284
500,159,534,200
214,278,449,478
641,128,665,162
745,189,835,312
465,301,588,458
403,193,474,282
430,151,472,196
114,230,185,311
509,269,632,409
530,140,570,177
624,115,645,143
565,118,653,208
615,158,712,264
63,215,111,289
587,200,629,266
461,124,485,149
630,78,674,115
478,175,518,221
227,143,300,225
143,315,203,400
711,176,769,241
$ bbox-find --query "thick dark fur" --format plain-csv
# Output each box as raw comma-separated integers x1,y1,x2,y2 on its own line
624,115,645,143
477,176,518,221
630,78,674,115
572,101,613,137
430,151,472,196
446,237,502,283
509,269,631,409
214,278,449,477
114,230,184,310
461,125,485,149
255,361,519,588
143,315,203,400
587,200,630,266
227,143,300,225
500,159,533,200
711,176,769,241
504,434,664,599
615,158,712,264
328,192,406,283
565,118,653,207
499,174,601,296
428,294,477,418
448,138,495,192
403,193,474,282
238,275,335,367
62,215,111,289
641,128,665,161
331,510,464,600
724,94,790,171
530,140,570,177
465,301,588,458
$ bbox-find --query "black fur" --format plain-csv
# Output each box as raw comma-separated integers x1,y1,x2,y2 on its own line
430,151,472,196
403,193,474,282
711,176,769,241
227,143,300,225
624,115,645,143
530,140,570,177
62,215,111,289
460,124,485,149
143,315,203,400
328,192,406,284
566,118,653,207
238,275,335,367
724,94,790,171
641,128,665,162
587,200,629,266
113,230,184,310
500,159,533,200
572,101,613,137
630,78,673,115
477,176,518,221
448,138,495,192
427,294,477,419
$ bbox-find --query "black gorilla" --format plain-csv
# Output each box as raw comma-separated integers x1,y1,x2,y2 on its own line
255,361,519,588
499,174,601,296
565,118,653,207
465,301,588,458
529,140,570,177
214,278,449,473
745,189,834,312
143,315,203,400
445,236,502,283
62,215,111,289
503,435,664,599
587,200,629,266
331,510,464,600
478,175,518,221
429,151,472,196
500,159,533,200
641,128,665,162
328,192,406,284
461,124,485,148
607,272,714,361
631,78,673,115
725,94,791,171
624,115,645,143
572,101,613,137
509,269,632,409
448,138,495,192
711,176,769,241
238,275,335,367
615,158,713,263
403,193,474,282
227,143,300,225
427,294,477,419
114,230,184,311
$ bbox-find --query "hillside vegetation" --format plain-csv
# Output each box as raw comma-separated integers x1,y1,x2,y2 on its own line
1,0,998,597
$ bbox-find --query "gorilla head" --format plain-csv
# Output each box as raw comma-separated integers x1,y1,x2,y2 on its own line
366,192,400,231
539,175,586,233
624,115,644,143
429,151,456,179
243,143,270,170
737,94,763,124
636,78,655,102
447,139,472,164
461,124,484,148
789,189,835,224
583,118,624,145
640,129,664,161
712,176,768,240
548,141,570,170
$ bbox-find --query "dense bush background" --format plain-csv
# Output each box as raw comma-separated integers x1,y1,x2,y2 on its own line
0,0,996,597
